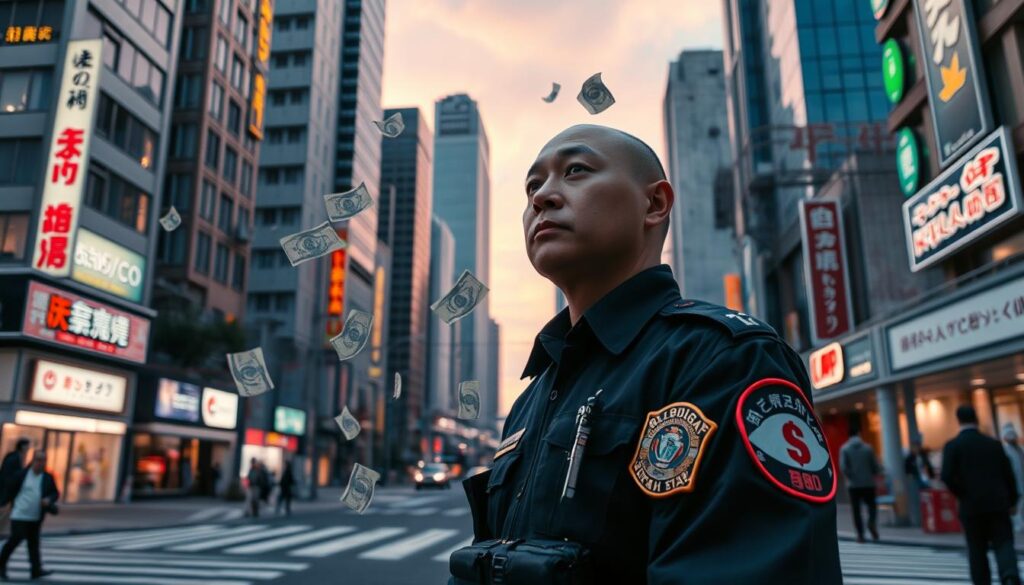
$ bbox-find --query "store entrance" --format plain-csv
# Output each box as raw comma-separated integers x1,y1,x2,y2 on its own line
45,431,72,502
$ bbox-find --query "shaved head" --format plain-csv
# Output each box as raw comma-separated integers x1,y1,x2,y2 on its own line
535,124,667,186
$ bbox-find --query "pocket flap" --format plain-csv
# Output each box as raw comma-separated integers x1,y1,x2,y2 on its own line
485,450,521,493
543,413,640,455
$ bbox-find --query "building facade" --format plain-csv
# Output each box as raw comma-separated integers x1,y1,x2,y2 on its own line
663,49,738,305
426,215,457,418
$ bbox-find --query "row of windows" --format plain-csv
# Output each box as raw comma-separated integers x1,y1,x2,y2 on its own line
271,50,311,69
259,166,303,185
252,248,290,268
111,0,171,47
0,213,29,261
268,88,308,106
0,138,40,186
248,292,294,313
179,25,207,62
84,165,150,234
0,68,50,113
266,126,305,144
0,1,63,45
95,93,158,172
169,125,253,195
157,228,246,290
273,13,311,31
255,206,300,226
86,10,166,107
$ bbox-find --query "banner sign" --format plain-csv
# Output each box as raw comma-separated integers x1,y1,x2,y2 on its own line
888,273,1024,371
202,387,238,430
31,359,127,413
273,406,306,436
155,378,201,423
31,39,103,277
809,342,844,391
72,229,146,303
248,0,272,139
799,200,855,344
902,127,1022,272
913,0,992,166
22,280,150,364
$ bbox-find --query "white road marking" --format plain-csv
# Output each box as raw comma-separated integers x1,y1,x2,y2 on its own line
225,526,356,554
432,536,473,562
359,529,460,560
113,526,255,551
6,559,282,580
442,508,470,517
289,527,407,558
407,507,439,516
43,525,221,547
169,525,309,552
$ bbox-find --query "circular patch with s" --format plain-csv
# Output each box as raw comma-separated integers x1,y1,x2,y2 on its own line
736,378,836,503
629,402,717,497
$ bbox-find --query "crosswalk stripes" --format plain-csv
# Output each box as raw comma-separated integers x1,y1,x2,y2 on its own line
838,540,1022,584
224,526,356,554
288,527,408,558
358,529,459,560
169,525,310,552
185,506,245,523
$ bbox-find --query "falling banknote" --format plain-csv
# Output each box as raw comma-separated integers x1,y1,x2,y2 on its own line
226,347,274,397
341,463,381,514
373,111,404,138
330,309,373,361
541,82,561,103
159,206,182,232
457,380,481,421
279,222,347,267
393,372,402,400
577,72,615,115
334,406,361,441
324,182,374,222
431,270,489,325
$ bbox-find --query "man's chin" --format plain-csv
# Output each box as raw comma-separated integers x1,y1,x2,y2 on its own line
529,246,585,280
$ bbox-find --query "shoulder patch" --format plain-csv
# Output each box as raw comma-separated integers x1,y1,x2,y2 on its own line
628,402,717,497
736,378,836,503
659,300,778,339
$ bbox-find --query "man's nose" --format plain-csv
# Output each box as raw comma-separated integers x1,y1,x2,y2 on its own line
531,182,563,212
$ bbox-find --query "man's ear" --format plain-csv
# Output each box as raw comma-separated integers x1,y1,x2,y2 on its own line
644,179,674,230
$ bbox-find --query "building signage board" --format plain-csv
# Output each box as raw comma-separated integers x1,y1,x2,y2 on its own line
31,39,103,277
809,342,844,391
273,406,306,436
22,280,150,364
72,229,146,303
912,0,992,167
155,378,200,423
882,39,905,104
843,335,877,382
201,387,238,430
902,126,1022,272
887,273,1024,371
31,359,127,413
248,0,272,139
799,200,855,344
896,128,920,197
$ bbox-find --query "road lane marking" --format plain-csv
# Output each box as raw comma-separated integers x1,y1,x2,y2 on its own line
432,536,473,562
43,525,221,547
4,570,250,585
80,526,225,549
442,508,470,517
225,526,356,554
6,560,282,580
359,528,460,560
21,550,309,571
113,526,257,551
169,525,309,552
388,494,450,508
407,507,440,516
289,527,407,558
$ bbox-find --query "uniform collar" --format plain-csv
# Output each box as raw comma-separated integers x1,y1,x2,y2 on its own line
521,265,681,379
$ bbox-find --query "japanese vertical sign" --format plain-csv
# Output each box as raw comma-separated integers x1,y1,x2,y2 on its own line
799,200,854,344
31,39,103,277
249,0,272,139
912,0,991,167
902,126,1022,272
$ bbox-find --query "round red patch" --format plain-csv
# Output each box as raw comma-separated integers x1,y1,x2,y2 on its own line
735,378,836,503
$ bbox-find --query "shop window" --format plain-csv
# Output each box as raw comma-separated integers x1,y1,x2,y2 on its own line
0,213,29,260
67,431,121,503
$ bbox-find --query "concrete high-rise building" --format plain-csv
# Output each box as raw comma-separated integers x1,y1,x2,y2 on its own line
378,106,433,468
432,93,494,425
0,0,182,502
426,216,458,416
663,49,737,305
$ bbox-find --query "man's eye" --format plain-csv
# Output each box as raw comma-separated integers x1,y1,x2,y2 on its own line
526,180,540,195
566,163,587,176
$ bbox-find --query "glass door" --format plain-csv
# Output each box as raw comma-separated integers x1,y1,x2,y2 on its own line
45,431,72,502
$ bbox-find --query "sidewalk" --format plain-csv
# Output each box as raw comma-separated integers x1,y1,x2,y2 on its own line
38,486,353,536
836,503,1024,552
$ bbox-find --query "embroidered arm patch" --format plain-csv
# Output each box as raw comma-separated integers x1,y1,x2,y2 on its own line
736,378,836,503
628,402,717,497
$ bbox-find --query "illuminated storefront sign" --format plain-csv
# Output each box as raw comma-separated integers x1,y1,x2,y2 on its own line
31,359,127,413
4,25,54,44
22,280,150,364
799,200,854,344
201,387,238,430
809,343,844,391
369,265,386,378
896,128,921,197
31,39,103,277
154,378,201,423
902,127,1022,272
248,0,272,139
326,232,347,342
881,39,905,104
273,406,306,436
72,229,146,303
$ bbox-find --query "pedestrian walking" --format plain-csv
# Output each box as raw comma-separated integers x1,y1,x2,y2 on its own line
1002,423,1024,532
0,451,59,580
0,440,29,504
942,405,1022,585
245,458,263,518
276,460,295,516
905,436,936,489
840,426,883,542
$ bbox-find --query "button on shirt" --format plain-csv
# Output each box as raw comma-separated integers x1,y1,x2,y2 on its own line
11,470,44,522
483,265,842,585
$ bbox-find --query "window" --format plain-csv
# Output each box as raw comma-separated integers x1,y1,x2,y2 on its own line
287,127,304,143
0,138,41,185
270,90,285,105
292,51,308,66
273,53,288,68
284,166,303,184
174,74,200,109
260,168,279,184
295,15,309,29
164,173,192,211
215,36,228,72
256,208,276,226
250,293,271,312
84,166,150,233
186,0,210,14
0,213,29,260
208,81,223,120
214,243,230,283
227,100,241,136
0,69,51,113
280,207,300,224
253,248,276,268
0,0,63,45
179,26,207,62
218,0,231,26
169,123,196,159
232,252,245,290
157,227,186,265
116,0,173,46
230,54,244,91
94,10,165,106
274,15,290,32
233,11,248,49
194,232,211,274
200,180,216,221
240,160,253,197
288,89,306,104
95,94,158,170
275,293,294,311
205,130,220,171
223,147,237,184
218,193,233,232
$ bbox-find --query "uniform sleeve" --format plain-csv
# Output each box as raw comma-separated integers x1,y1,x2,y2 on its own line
644,337,842,585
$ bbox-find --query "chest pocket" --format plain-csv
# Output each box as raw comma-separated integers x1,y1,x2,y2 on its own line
485,449,523,536
541,413,640,543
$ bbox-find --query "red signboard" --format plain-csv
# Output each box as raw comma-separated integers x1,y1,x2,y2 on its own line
22,280,150,364
799,200,854,343
808,342,844,391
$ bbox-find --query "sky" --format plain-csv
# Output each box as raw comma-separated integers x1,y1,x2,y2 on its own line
380,0,725,416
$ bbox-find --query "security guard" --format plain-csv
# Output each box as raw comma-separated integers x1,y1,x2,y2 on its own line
455,125,842,584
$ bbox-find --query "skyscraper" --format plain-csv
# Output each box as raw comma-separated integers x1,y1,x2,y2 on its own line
378,106,433,469
426,216,458,416
432,93,494,425
663,49,737,304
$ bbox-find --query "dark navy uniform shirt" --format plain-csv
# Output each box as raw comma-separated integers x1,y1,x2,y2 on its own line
461,265,842,584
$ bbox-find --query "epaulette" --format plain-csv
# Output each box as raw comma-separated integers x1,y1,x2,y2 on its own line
658,299,779,339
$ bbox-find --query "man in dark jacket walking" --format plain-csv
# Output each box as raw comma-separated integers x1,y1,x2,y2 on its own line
840,426,883,542
942,405,1021,585
0,440,29,504
0,451,59,580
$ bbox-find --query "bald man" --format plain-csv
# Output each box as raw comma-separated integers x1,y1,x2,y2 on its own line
450,125,842,584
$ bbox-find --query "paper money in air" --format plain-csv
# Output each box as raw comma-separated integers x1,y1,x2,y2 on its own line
334,406,361,441
431,270,488,325
341,463,381,514
577,72,615,115
373,111,404,138
159,206,182,232
457,380,481,421
393,372,402,400
279,222,346,267
324,182,373,222
542,82,561,103
330,310,373,361
226,347,274,397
